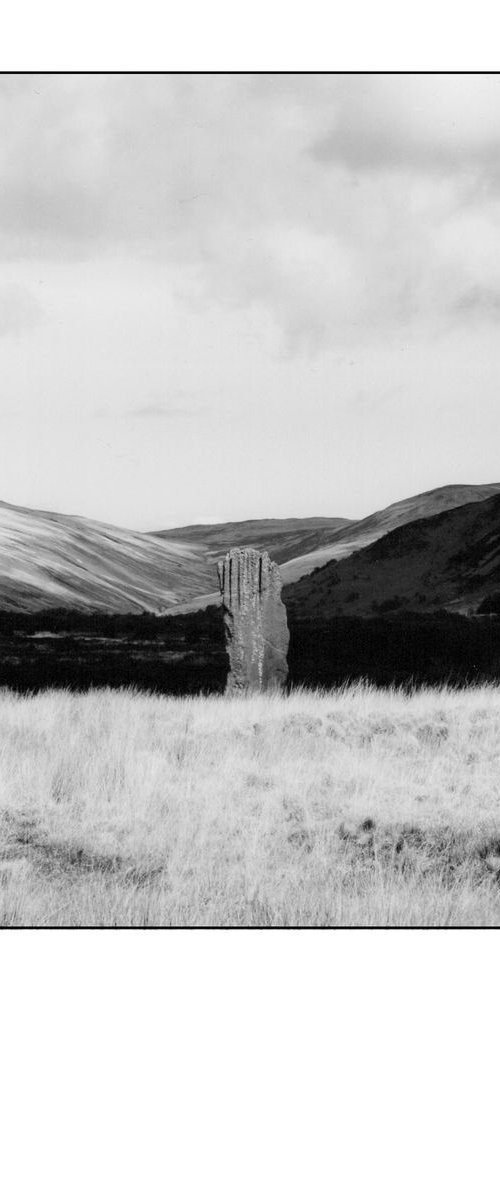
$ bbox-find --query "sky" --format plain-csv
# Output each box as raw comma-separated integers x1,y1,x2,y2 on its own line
1,72,500,530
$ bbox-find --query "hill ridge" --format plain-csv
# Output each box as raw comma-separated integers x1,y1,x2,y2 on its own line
285,491,500,618
1,482,500,613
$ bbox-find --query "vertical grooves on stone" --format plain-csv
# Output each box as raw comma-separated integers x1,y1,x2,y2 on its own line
217,546,289,693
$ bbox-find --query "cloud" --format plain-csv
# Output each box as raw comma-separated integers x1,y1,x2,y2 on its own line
451,284,500,320
3,74,500,354
0,284,44,336
309,74,500,178
0,76,109,258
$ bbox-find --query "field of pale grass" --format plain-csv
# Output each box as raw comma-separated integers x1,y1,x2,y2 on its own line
1,683,500,926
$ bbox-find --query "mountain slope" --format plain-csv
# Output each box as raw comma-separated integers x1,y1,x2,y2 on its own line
154,516,353,569
0,500,212,613
284,492,500,619
160,483,500,613
2,483,500,616
280,483,500,583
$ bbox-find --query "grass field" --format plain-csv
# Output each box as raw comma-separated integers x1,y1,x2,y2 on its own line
1,683,500,926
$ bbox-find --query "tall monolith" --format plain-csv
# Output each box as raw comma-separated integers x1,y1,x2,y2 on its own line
217,547,289,693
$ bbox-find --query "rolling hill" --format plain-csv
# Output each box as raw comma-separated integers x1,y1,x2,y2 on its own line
0,500,211,613
153,515,353,567
160,483,500,612
1,482,499,615
280,483,500,583
284,492,500,619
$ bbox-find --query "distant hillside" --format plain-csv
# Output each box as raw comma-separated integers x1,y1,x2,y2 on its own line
2,483,499,615
154,515,353,570
284,492,500,619
165,483,500,613
280,483,500,583
0,500,211,613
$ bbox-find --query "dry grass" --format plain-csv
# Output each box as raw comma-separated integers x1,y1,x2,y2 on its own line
1,682,500,926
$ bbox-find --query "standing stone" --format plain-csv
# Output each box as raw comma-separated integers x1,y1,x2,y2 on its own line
217,547,289,693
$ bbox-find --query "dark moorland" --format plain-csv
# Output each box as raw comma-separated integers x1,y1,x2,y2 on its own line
2,604,500,693
0,608,227,695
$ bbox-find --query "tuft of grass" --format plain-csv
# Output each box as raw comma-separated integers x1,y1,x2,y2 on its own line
1,682,500,926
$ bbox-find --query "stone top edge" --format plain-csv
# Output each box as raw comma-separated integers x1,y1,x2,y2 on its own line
218,546,273,563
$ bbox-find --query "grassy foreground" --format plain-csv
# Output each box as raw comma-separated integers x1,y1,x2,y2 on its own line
1,683,500,927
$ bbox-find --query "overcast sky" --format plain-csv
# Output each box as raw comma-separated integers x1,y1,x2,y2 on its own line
1,72,500,530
